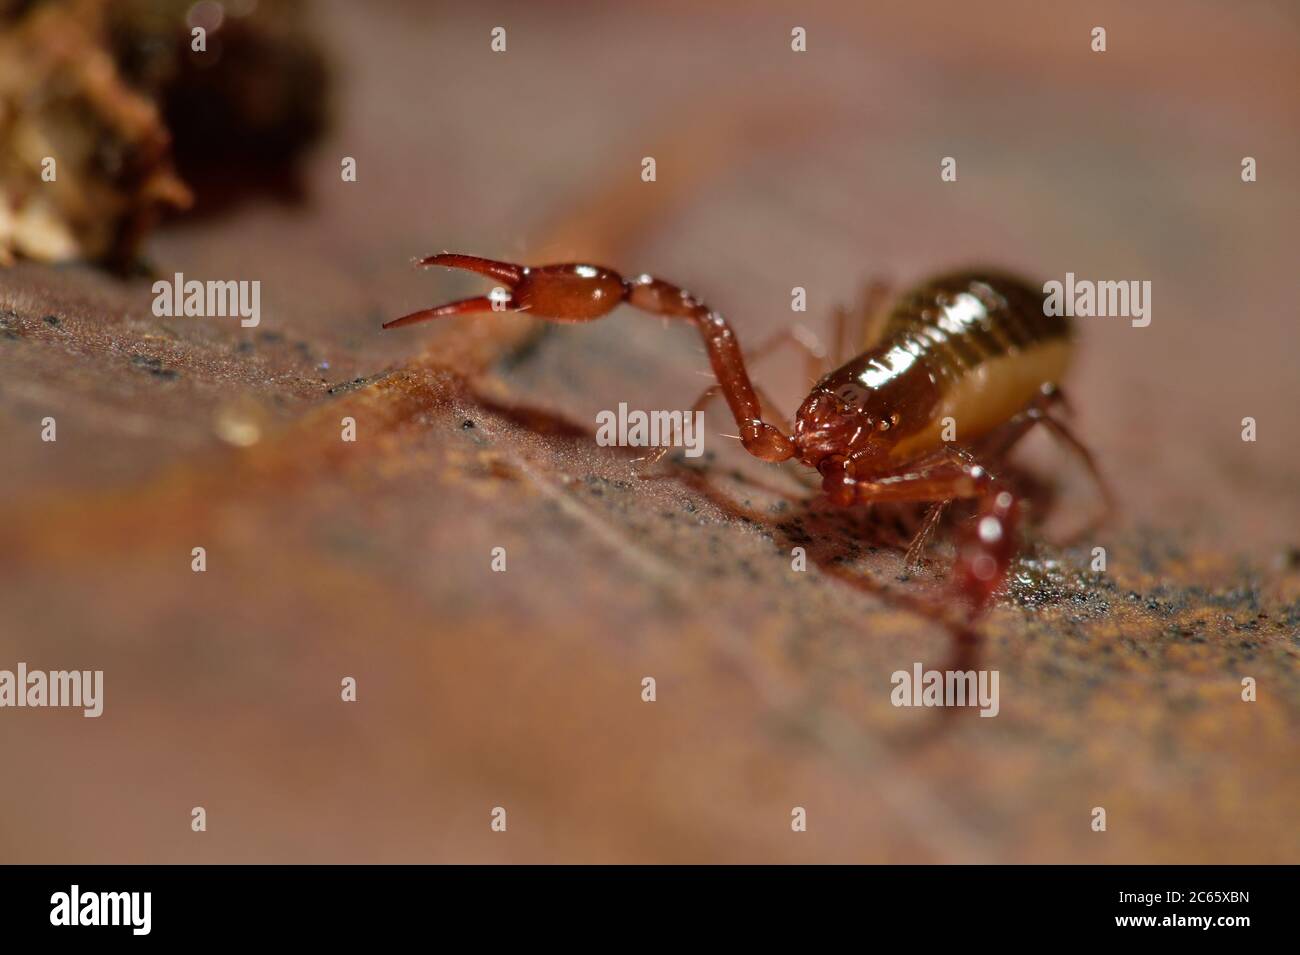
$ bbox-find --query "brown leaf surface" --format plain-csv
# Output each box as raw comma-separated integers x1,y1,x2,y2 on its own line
0,0,1297,862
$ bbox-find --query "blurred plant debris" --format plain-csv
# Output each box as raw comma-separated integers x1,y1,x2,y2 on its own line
0,0,329,268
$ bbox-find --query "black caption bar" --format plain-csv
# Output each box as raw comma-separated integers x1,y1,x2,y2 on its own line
0,865,1283,942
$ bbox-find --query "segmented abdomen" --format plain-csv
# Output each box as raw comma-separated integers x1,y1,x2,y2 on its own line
844,271,1072,460
878,271,1070,389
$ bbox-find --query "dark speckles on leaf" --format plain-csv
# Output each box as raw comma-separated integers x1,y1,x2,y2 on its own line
326,377,368,396
586,474,625,489
130,354,178,380
777,520,813,546
1279,602,1300,628
1203,585,1261,612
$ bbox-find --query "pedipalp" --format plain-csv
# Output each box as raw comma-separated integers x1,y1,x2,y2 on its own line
385,253,797,462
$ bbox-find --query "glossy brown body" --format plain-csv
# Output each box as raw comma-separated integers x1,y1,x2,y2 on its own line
793,272,1072,478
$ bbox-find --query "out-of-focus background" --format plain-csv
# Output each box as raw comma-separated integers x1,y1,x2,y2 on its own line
0,0,1297,863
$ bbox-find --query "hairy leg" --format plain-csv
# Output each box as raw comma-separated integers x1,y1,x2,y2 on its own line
899,385,1113,569
638,324,828,467
972,385,1114,534
902,500,950,572
827,448,1021,617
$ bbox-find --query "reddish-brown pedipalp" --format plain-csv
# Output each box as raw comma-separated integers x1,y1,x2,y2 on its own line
386,253,795,462
385,253,1110,629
